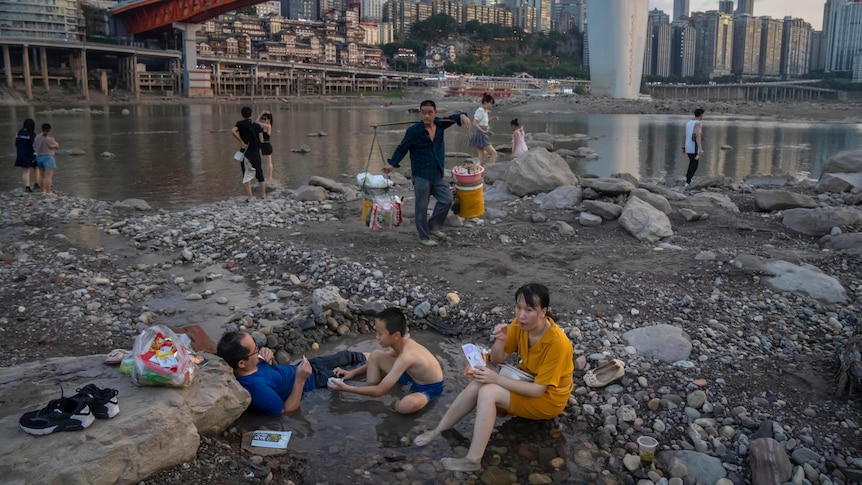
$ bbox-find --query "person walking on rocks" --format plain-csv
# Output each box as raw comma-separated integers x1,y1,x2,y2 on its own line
413,283,574,472
683,108,705,188
510,118,528,159
470,93,498,165
13,118,39,195
33,123,59,194
216,331,368,416
383,100,470,247
231,106,266,201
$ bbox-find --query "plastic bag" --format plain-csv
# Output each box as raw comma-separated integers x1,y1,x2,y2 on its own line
242,158,256,184
356,172,394,189
369,196,402,230
130,325,196,387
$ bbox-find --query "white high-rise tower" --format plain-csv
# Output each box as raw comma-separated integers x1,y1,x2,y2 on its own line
587,0,649,99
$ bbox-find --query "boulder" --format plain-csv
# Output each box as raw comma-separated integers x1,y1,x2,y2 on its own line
732,254,848,304
639,182,687,201
819,232,862,252
504,148,578,197
782,207,862,236
578,212,603,227
534,186,582,209
113,198,153,211
630,188,671,214
308,176,347,193
815,172,862,193
688,176,730,189
610,172,639,187
691,192,740,213
572,147,599,159
742,174,797,187
822,148,862,174
753,189,818,211
582,200,623,220
619,196,673,242
293,184,328,202
551,134,591,151
656,451,726,485
482,162,510,185
0,355,249,485
749,438,792,485
580,177,636,195
312,285,348,315
622,324,692,363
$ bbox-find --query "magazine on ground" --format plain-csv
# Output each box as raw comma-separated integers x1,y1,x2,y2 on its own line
251,430,292,449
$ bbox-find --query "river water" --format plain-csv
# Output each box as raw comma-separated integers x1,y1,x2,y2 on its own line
3,101,861,209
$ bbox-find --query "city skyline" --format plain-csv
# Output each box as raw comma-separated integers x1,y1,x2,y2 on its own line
649,0,823,30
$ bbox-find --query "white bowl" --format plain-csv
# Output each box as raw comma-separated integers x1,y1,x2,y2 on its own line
499,364,534,382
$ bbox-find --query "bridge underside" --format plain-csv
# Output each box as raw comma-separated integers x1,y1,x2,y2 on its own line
112,0,266,35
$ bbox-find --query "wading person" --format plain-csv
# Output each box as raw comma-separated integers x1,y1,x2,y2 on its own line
382,100,470,247
683,108,705,188
231,106,266,201
33,123,59,194
413,283,574,472
257,111,274,181
14,118,39,195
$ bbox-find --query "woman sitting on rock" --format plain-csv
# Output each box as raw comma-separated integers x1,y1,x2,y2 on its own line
413,283,574,472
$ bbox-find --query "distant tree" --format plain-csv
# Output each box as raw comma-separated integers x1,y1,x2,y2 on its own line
411,14,459,42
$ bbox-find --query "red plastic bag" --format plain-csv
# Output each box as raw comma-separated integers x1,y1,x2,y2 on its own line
369,196,402,230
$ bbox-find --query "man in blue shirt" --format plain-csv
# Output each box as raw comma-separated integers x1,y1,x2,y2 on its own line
383,100,470,247
217,331,367,416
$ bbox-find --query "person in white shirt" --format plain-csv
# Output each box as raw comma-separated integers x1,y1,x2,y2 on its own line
682,108,705,188
469,93,498,165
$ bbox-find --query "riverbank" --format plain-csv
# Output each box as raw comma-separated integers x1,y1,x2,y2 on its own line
2,152,861,484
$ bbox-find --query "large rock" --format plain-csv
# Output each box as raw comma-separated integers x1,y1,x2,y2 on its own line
782,207,862,236
691,192,740,213
308,176,347,193
504,148,578,197
819,232,862,252
689,176,730,189
630,188,671,214
619,196,673,242
293,184,328,202
656,450,726,485
580,177,636,195
534,186,582,209
312,285,349,315
815,172,862,193
749,438,792,485
582,200,623,220
732,254,848,304
113,198,153,211
0,355,249,485
638,182,687,201
622,324,692,363
753,189,818,211
482,162,510,185
822,148,862,174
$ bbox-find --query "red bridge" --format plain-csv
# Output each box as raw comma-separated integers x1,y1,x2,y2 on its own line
112,0,268,35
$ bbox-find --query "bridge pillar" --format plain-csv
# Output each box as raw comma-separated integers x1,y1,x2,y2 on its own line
76,49,89,101
2,46,11,88
586,0,648,99
40,47,49,92
22,45,32,100
173,22,201,96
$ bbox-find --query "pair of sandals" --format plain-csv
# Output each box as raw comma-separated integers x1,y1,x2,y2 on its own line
583,359,625,388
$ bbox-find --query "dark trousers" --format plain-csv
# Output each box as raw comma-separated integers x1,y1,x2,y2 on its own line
309,350,366,389
685,146,699,184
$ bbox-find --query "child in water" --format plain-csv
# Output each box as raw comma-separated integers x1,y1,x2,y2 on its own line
511,119,528,159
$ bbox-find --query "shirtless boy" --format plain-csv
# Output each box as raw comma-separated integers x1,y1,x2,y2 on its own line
328,308,444,414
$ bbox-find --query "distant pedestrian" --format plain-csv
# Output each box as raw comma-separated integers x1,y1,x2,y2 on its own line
470,92,498,165
13,118,39,195
682,108,705,188
510,118,528,159
231,106,266,201
257,111,274,181
33,123,59,194
383,100,470,247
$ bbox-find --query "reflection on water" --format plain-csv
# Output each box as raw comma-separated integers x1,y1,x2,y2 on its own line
3,104,861,208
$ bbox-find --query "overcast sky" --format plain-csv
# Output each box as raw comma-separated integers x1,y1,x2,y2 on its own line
648,0,825,30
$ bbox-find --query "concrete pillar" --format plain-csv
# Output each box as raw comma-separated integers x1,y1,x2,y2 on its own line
40,47,49,92
132,54,139,100
2,46,11,88
100,71,108,95
22,45,32,100
586,0,648,99
80,49,89,100
173,22,201,96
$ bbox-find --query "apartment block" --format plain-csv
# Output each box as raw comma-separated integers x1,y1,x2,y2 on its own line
809,30,826,72
758,16,781,77
732,14,760,76
673,0,689,21
718,1,733,15
671,20,696,77
0,0,83,39
780,17,811,78
735,0,753,16
692,11,733,78
644,9,671,77
824,0,862,72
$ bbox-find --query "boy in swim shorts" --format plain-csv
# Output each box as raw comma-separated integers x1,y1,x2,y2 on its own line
328,308,444,413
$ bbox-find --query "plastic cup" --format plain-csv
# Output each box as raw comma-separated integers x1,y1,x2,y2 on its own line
637,436,658,464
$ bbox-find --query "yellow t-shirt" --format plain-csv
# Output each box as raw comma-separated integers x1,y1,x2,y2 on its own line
503,317,574,413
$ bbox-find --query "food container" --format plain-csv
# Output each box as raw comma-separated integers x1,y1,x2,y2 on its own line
499,364,534,382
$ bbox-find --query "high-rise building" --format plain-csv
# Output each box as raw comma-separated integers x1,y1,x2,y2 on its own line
673,0,689,20
735,0,753,16
718,1,734,15
360,0,384,20
780,17,811,78
824,0,862,72
643,9,672,77
0,0,82,39
732,14,761,76
528,0,551,32
692,11,733,78
810,30,826,72
671,20,696,77
759,16,782,77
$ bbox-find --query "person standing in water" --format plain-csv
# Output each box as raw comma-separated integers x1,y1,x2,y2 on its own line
33,123,59,194
257,111,274,181
14,119,39,195
682,108,705,188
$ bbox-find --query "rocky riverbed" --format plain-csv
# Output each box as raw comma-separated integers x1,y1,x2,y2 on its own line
2,148,861,484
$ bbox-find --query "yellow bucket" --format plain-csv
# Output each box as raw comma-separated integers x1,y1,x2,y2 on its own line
455,183,484,218
361,198,374,225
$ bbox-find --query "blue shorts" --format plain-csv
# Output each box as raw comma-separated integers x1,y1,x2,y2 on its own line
36,155,56,170
398,373,444,400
